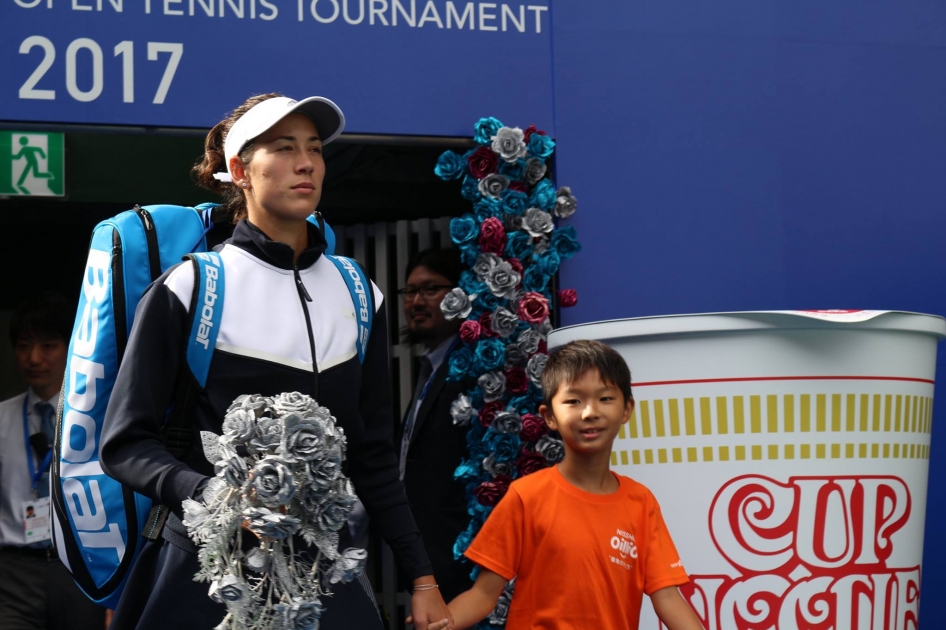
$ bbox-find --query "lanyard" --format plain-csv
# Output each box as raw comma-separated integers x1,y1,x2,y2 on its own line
416,336,461,404
23,396,53,494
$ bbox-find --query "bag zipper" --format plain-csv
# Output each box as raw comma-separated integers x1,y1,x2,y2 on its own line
133,205,162,282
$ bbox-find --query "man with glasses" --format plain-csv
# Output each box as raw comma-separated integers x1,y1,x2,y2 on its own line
397,248,474,602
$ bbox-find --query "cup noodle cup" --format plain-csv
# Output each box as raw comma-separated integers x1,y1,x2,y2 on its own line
548,311,945,630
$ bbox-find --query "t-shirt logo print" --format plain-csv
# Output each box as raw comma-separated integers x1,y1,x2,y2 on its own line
609,528,637,570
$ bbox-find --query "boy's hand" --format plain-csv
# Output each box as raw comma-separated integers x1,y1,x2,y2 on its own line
651,586,705,630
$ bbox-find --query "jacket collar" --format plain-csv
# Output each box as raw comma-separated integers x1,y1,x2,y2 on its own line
226,218,327,270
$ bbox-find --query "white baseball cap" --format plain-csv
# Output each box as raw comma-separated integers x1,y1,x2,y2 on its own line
213,96,345,182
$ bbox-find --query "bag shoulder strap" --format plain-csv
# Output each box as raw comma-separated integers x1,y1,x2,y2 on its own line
323,255,373,363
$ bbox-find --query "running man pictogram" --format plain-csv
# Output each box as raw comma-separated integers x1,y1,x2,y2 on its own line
13,136,55,194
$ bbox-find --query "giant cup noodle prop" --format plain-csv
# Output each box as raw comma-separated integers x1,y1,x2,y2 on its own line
549,311,946,630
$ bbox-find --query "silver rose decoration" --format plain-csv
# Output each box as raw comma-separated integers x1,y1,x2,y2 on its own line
536,434,565,465
553,186,578,219
306,445,342,490
281,414,327,463
209,575,250,605
450,394,474,426
227,393,272,418
478,173,510,198
275,599,323,630
490,127,527,162
482,454,514,477
243,507,302,540
243,547,271,573
491,411,523,435
440,288,474,320
517,329,543,356
182,499,210,531
526,353,549,386
473,252,502,281
533,235,550,256
250,457,296,507
490,307,519,338
248,415,283,455
536,318,553,336
272,391,317,418
221,408,256,445
485,262,521,299
524,158,547,185
326,548,368,585
522,207,554,238
478,371,507,402
505,343,528,367
488,579,515,625
314,480,357,532
217,452,249,488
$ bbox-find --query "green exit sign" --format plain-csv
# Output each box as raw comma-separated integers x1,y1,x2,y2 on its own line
0,132,64,197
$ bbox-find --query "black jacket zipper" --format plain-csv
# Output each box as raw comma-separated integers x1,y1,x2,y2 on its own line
293,264,319,400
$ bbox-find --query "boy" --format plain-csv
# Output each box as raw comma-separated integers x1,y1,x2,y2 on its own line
427,340,703,630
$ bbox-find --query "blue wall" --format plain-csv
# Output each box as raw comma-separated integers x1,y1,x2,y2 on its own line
552,1,946,624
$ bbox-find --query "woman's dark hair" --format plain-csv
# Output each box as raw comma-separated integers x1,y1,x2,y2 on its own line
193,92,283,223
9,291,74,346
404,247,463,286
541,339,633,407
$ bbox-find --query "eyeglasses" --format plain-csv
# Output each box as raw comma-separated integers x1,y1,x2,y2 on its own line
397,285,453,300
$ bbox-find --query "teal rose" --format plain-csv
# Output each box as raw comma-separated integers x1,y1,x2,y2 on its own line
434,150,466,180
474,117,504,146
551,226,582,259
450,214,479,245
528,179,556,211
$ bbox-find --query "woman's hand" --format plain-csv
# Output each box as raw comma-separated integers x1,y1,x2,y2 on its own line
405,576,453,629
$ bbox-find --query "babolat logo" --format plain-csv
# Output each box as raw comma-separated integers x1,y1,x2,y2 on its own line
194,253,221,350
338,257,370,346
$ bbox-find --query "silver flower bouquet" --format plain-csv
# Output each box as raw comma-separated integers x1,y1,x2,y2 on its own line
182,392,367,630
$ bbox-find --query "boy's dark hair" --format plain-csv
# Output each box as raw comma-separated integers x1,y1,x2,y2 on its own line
541,339,632,406
404,247,462,286
9,291,74,346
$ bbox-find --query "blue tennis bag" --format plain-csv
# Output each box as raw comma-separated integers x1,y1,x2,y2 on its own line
50,204,369,608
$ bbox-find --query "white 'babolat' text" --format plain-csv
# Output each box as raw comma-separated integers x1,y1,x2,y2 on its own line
194,253,221,350
61,248,126,562
338,258,370,348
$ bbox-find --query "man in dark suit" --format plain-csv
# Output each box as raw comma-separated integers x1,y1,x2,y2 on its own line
397,248,473,602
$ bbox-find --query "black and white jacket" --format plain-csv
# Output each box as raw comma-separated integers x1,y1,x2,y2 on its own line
101,220,432,579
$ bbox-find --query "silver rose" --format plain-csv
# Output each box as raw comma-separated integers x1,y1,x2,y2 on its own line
524,158,547,185
243,547,271,573
553,186,578,219
440,288,474,320
243,507,302,540
485,262,522,299
482,453,514,477
217,453,249,488
536,318,553,336
526,353,549,386
489,580,516,624
272,392,317,418
326,547,368,585
281,413,327,463
314,480,357,532
450,394,474,426
536,434,565,465
181,499,210,531
491,411,523,435
522,208,554,238
490,307,519,338
306,445,342,490
478,173,510,198
517,329,543,356
209,574,249,605
275,598,323,630
533,235,550,256
226,393,272,418
474,252,503,281
221,408,256,445
478,371,507,402
248,415,283,455
490,127,527,162
507,288,525,314
250,457,296,508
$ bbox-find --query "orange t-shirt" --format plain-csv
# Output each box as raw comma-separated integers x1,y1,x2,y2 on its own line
464,467,688,629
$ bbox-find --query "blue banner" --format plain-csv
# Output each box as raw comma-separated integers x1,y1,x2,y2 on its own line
0,0,553,135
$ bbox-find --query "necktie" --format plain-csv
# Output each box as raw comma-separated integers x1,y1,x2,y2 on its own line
399,355,433,479
34,402,55,499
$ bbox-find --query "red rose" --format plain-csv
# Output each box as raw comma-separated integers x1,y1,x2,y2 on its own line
508,181,528,194
478,400,504,427
459,320,482,344
516,451,547,477
467,146,498,179
522,124,546,143
505,367,528,394
517,292,549,325
473,475,513,507
520,413,548,442
478,312,498,337
508,258,523,276
478,217,506,255
558,289,578,308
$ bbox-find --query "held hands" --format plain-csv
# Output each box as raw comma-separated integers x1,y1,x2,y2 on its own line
405,577,453,630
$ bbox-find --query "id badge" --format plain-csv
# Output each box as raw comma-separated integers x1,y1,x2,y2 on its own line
21,497,51,544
